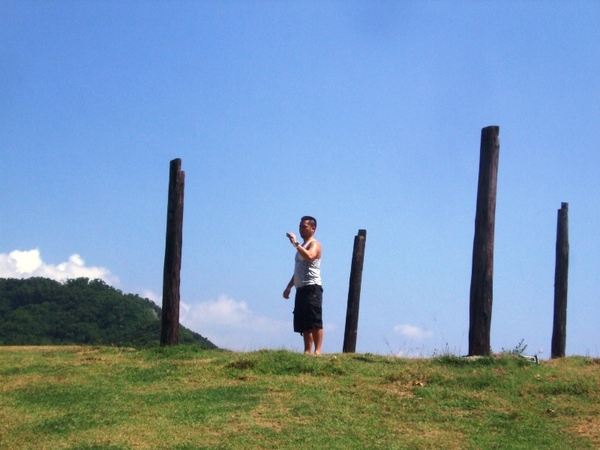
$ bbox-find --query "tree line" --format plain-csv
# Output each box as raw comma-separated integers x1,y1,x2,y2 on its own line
0,277,216,349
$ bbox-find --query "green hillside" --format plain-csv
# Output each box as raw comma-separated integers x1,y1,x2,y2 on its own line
0,277,216,349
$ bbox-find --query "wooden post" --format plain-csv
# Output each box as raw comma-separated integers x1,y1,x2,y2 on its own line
161,158,185,346
469,126,500,356
551,202,569,358
343,229,367,353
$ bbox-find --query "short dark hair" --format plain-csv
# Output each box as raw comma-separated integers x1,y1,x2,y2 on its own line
301,216,317,228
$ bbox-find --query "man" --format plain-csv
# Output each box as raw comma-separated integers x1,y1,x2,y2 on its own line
283,216,323,355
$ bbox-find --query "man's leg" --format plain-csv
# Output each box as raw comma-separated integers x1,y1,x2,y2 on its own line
303,332,314,354
312,327,323,355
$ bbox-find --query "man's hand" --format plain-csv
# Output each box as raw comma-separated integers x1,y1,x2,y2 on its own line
283,286,291,299
286,232,297,246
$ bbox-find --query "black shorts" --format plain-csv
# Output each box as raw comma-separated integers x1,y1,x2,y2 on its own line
293,284,323,334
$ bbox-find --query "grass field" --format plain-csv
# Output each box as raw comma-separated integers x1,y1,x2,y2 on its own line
1,345,598,449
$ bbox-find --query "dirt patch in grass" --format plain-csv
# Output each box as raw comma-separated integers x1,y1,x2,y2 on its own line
572,416,600,447
0,346,87,352
0,374,57,393
250,388,310,432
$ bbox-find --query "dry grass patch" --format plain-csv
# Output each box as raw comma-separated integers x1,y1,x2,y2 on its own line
573,416,600,447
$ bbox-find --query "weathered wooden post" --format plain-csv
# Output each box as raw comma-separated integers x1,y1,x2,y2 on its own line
343,229,367,353
551,202,569,358
161,158,185,346
469,126,500,356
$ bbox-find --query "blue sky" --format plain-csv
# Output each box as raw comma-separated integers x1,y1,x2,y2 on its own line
2,1,599,357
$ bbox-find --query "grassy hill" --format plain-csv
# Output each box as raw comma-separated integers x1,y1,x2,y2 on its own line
0,277,216,349
0,345,598,449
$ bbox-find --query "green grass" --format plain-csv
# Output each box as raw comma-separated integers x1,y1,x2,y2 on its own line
1,346,598,449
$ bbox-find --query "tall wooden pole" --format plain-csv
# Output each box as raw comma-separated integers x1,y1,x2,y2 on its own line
161,158,185,346
343,229,367,353
551,202,569,358
469,126,500,356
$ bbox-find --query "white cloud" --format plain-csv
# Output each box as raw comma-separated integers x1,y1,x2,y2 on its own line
0,249,118,285
140,289,161,306
180,295,293,351
394,323,433,341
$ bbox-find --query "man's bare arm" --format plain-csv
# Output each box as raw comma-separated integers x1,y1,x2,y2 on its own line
286,232,321,261
283,275,294,299
298,240,321,261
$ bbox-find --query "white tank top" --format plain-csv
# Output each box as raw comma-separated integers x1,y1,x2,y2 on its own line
294,240,322,288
